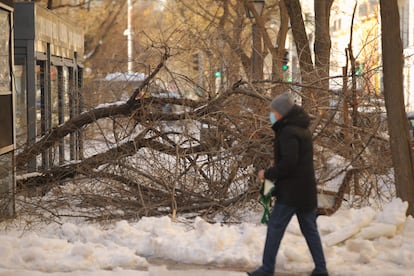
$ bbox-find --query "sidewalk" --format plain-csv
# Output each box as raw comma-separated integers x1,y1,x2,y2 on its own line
0,258,305,276
0,269,303,276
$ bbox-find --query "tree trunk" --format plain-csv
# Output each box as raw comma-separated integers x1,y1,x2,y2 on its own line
283,0,315,110
252,23,264,80
220,1,252,80
379,0,414,215
272,0,289,84
314,0,333,107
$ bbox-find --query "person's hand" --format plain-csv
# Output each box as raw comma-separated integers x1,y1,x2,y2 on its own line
258,169,265,181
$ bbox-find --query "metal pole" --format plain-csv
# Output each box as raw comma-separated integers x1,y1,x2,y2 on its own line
127,0,133,73
26,40,37,172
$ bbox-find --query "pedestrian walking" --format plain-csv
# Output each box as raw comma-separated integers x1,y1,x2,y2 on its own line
248,92,328,276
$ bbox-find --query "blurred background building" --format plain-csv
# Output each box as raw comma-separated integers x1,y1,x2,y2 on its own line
14,2,84,172
0,0,15,217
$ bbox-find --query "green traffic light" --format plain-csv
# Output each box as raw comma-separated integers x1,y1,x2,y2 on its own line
355,63,363,76
215,71,222,78
282,64,289,71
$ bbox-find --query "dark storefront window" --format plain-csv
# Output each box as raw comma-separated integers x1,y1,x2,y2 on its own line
0,4,15,217
0,8,13,152
13,2,84,171
0,94,13,150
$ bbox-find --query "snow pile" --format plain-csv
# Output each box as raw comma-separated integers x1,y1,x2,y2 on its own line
1,198,414,275
104,72,146,82
95,100,126,109
0,232,147,272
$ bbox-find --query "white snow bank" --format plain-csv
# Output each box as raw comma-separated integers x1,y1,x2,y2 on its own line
0,233,147,272
1,198,414,275
358,223,397,239
95,100,127,109
104,72,146,82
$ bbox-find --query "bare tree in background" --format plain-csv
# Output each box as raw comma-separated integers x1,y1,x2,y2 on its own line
379,0,414,215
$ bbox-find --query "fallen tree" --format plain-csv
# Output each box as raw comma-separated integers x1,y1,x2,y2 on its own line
12,46,394,223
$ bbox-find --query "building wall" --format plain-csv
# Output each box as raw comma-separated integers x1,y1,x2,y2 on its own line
14,2,84,172
400,0,414,112
0,0,15,218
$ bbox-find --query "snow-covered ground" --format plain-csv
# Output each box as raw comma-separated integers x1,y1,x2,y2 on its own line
1,198,414,275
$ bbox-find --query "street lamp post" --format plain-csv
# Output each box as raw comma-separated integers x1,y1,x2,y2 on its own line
246,0,265,80
123,0,134,74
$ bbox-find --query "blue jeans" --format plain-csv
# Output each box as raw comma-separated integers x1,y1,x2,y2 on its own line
260,203,327,274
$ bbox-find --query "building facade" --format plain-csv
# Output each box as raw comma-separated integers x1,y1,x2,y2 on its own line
0,0,15,217
329,0,381,94
330,0,414,111
14,2,84,172
285,0,414,111
400,0,414,112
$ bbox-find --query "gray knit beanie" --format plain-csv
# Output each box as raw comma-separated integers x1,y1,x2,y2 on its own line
270,92,295,116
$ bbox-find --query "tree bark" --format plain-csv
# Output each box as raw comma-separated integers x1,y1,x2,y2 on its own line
273,0,289,84
283,0,315,110
220,1,252,80
244,1,289,84
379,0,414,215
314,0,334,107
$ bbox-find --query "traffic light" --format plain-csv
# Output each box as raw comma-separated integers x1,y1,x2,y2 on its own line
192,53,200,71
282,51,289,71
214,70,222,78
355,62,363,76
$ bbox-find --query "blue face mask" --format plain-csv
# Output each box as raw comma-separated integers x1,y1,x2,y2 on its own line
269,112,277,125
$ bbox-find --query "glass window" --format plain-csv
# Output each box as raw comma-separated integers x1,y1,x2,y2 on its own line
332,18,342,32
0,95,13,149
50,66,59,127
359,3,368,17
14,64,27,147
63,67,70,121
78,68,83,114
410,119,414,128
35,64,43,136
0,10,10,94
49,66,59,165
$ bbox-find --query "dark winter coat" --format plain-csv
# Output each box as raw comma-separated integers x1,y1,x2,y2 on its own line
264,105,317,211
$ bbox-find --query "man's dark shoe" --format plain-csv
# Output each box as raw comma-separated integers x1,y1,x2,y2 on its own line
246,268,274,276
310,269,329,276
